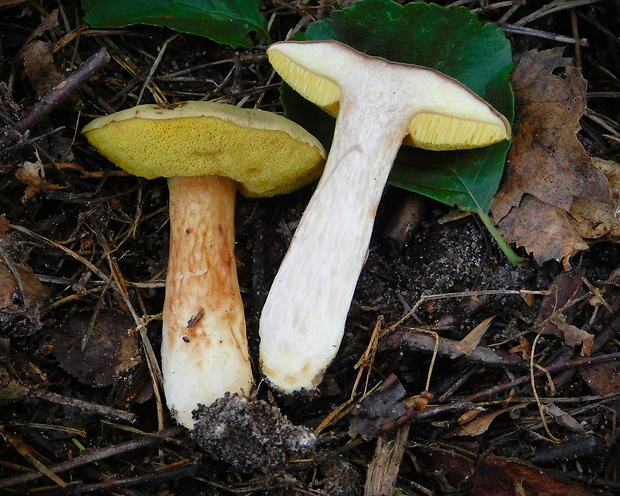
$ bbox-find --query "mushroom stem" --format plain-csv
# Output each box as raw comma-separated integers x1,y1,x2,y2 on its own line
163,175,253,427
260,94,411,393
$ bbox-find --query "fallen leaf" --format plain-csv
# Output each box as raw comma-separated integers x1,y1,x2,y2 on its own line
498,195,588,263
349,374,407,440
550,314,594,350
16,159,67,202
579,361,620,396
14,9,59,61
570,158,620,240
530,268,595,352
418,449,604,495
0,256,50,337
508,336,532,359
0,0,28,6
543,404,589,433
449,315,495,358
0,217,9,236
22,40,65,98
54,310,141,387
445,404,526,437
0,260,50,312
538,269,584,313
492,48,610,263
0,363,28,405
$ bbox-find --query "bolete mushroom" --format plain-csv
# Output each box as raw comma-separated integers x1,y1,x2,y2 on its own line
82,101,326,427
259,41,511,393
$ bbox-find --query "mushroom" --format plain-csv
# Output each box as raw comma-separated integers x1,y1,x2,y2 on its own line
259,40,511,393
82,101,326,427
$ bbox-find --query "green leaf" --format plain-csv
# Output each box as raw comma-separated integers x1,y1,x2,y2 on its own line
82,0,269,48
391,142,512,214
286,0,514,215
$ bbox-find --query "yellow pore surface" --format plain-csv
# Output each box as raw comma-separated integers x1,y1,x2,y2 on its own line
268,49,341,113
407,113,509,150
84,108,326,198
268,46,509,151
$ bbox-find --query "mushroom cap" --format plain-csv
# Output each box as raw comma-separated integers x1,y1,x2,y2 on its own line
82,101,326,197
267,40,511,151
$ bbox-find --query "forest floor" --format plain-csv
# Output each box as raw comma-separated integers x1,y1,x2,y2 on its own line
1,0,620,494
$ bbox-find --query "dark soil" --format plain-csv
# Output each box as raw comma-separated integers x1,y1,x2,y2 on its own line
1,1,620,494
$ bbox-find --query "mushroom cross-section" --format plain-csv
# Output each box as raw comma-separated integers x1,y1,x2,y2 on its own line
259,40,511,393
82,101,326,427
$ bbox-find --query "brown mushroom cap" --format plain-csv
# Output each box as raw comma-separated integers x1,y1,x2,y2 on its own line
82,101,326,197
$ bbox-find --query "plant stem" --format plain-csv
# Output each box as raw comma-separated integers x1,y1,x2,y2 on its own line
476,207,525,265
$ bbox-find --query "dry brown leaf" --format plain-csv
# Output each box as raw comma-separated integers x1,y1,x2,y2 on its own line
14,9,60,61
16,159,67,202
579,361,620,396
420,450,602,495
54,310,141,387
0,216,9,236
21,39,65,98
492,48,610,263
0,260,50,312
550,314,594,351
530,269,595,352
494,48,609,216
348,374,407,440
498,195,588,263
508,336,532,359
448,315,494,358
445,404,525,437
543,404,589,433
570,158,620,240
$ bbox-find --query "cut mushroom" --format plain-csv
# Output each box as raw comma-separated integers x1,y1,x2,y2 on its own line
259,40,511,393
83,101,325,427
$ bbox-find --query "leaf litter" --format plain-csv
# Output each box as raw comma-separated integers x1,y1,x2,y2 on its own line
0,0,620,494
492,48,613,263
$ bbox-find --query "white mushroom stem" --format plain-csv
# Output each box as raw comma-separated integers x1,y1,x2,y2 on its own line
259,42,510,393
163,175,253,428
259,92,410,393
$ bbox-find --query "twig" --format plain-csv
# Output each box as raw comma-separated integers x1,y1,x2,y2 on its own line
513,0,601,26
136,33,178,105
26,388,138,423
380,352,620,434
56,463,203,493
0,427,183,489
530,330,562,442
364,424,410,496
0,47,109,149
0,243,27,310
498,22,589,45
384,288,550,333
9,223,109,283
385,328,528,369
0,427,67,488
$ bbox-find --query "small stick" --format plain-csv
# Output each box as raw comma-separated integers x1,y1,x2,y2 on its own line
0,427,183,489
0,47,109,149
385,328,528,370
62,463,202,493
26,388,138,423
364,424,410,496
379,351,620,435
498,22,589,45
